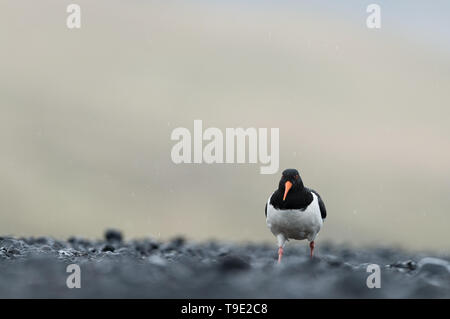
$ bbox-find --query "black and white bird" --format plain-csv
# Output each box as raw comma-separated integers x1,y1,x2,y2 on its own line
265,169,327,263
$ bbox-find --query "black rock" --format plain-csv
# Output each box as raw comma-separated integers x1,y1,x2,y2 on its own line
418,257,450,276
35,237,49,245
390,260,417,271
67,236,92,247
102,245,115,252
104,229,123,242
219,255,251,272
170,236,185,248
161,236,185,251
133,239,160,256
135,244,151,255
325,255,343,267
7,248,21,255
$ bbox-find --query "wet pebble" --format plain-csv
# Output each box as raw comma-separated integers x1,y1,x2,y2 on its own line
104,229,123,242
417,257,450,276
102,245,115,252
390,260,417,271
219,255,251,272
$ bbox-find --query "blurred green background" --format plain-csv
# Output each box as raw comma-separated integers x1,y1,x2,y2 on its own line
1,1,449,252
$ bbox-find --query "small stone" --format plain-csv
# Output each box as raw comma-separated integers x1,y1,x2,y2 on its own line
161,236,185,251
418,257,450,276
35,237,49,245
7,248,20,255
219,255,250,272
325,255,343,267
170,236,185,247
217,247,230,257
102,244,115,252
67,236,91,247
147,255,167,266
40,245,53,252
104,229,123,242
390,260,417,271
51,241,65,250
58,248,77,258
150,242,160,250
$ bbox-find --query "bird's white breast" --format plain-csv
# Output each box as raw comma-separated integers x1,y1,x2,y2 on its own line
266,192,323,241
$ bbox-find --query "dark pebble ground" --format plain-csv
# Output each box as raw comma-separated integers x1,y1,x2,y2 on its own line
0,230,449,298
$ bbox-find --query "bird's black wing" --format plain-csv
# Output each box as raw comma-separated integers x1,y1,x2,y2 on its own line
306,188,327,219
265,202,267,218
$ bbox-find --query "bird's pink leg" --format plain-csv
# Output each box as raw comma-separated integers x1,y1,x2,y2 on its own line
278,247,283,263
309,241,315,259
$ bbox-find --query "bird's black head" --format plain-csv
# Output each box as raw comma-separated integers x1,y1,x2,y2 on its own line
279,168,304,201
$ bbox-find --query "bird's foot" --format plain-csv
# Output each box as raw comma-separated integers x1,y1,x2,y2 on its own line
309,241,315,259
278,247,283,263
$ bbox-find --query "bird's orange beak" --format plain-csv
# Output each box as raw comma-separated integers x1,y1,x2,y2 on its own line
283,181,292,201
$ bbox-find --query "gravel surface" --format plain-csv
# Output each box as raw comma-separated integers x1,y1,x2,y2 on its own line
0,230,449,298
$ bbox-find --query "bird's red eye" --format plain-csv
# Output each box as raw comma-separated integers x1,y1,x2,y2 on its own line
295,175,299,179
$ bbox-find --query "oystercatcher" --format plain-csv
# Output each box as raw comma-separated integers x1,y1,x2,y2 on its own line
265,169,327,263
